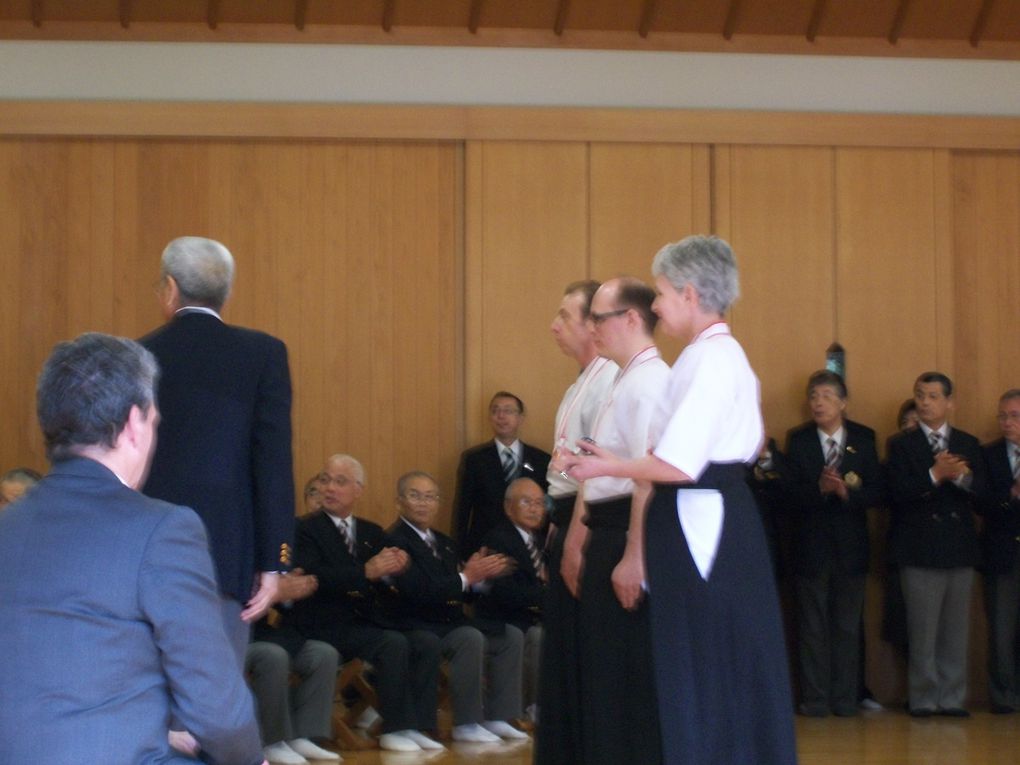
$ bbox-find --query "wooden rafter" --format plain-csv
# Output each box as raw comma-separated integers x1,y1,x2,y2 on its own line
382,0,396,33
554,0,570,37
723,0,743,41
206,0,220,30
969,0,994,48
887,0,911,44
468,0,484,34
806,0,827,42
295,0,309,31
118,0,132,29
639,0,658,39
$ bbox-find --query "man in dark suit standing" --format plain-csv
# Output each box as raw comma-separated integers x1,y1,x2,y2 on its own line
287,454,445,753
476,477,549,721
0,333,265,765
887,371,987,717
453,391,551,557
785,370,883,717
387,471,527,743
142,236,295,663
981,389,1020,713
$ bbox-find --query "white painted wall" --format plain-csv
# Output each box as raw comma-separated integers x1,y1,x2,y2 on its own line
1,41,1019,116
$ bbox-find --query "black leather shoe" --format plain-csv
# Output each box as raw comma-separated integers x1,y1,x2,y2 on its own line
939,708,970,718
909,707,936,718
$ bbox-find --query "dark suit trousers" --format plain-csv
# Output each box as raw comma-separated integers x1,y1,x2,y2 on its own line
795,566,865,714
984,563,1020,709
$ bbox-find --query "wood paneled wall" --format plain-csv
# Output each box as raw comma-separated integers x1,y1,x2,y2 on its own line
1,104,1018,705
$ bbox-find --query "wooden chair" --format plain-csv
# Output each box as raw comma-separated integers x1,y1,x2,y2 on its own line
330,659,379,750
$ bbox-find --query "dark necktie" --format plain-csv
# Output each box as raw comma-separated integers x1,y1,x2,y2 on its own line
337,519,354,556
525,533,546,580
502,448,517,484
824,437,840,469
930,431,943,454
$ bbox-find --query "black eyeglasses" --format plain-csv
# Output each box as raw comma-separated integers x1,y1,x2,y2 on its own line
589,308,629,324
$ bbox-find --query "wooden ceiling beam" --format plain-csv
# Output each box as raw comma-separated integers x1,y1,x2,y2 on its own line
806,0,827,42
639,0,658,39
969,0,994,48
382,0,396,33
887,0,911,45
118,0,132,29
468,0,484,34
723,0,743,41
554,0,570,37
206,0,220,30
295,0,309,31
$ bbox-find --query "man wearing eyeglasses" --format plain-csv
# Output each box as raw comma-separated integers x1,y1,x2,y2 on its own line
453,392,552,558
285,454,445,753
476,478,550,723
387,471,528,743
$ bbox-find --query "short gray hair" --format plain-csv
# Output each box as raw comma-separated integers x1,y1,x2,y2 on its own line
161,236,235,311
651,235,740,314
326,453,366,485
37,333,159,462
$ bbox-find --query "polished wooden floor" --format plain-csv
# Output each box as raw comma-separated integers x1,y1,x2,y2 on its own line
299,710,1020,765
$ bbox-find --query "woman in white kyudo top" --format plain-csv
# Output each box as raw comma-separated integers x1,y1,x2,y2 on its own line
560,236,797,765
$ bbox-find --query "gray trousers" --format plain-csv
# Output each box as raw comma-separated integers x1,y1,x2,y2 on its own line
901,566,973,711
795,568,866,714
984,565,1020,709
412,624,523,727
245,640,339,745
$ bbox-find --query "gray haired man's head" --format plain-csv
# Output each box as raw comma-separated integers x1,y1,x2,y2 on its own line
161,236,235,311
36,333,159,462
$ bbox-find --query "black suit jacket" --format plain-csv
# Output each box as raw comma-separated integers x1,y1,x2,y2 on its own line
453,439,551,557
886,425,987,568
286,511,393,638
784,420,883,577
142,311,295,603
980,439,1020,574
475,518,546,632
385,519,503,637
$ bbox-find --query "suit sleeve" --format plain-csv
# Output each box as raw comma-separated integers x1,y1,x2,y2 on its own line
251,337,296,572
138,509,263,765
846,426,884,513
294,518,372,599
388,531,465,606
452,451,477,553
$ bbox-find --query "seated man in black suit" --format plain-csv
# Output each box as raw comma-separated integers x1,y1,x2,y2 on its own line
246,570,340,765
287,454,444,753
476,477,548,722
886,371,987,717
453,391,552,557
785,370,882,717
387,471,527,743
981,389,1020,713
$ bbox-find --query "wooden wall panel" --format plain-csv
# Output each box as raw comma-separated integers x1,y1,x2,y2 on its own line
950,151,1020,443
589,142,710,364
465,141,589,456
0,138,460,531
717,145,837,441
835,148,941,452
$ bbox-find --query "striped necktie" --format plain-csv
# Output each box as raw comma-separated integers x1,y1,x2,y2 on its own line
502,448,517,483
825,437,840,469
337,518,354,556
424,532,441,560
1012,446,1020,481
525,533,545,580
929,431,943,454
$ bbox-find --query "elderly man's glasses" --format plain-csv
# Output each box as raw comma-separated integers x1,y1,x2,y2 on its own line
404,490,440,504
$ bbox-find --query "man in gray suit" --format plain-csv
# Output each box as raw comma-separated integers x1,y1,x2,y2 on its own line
0,333,266,765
